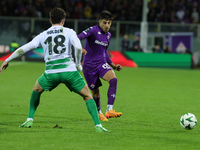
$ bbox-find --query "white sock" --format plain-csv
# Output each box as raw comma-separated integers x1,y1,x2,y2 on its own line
106,105,113,112
95,124,102,128
99,110,102,114
27,118,33,121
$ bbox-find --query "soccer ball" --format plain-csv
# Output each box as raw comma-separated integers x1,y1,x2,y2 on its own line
180,113,197,130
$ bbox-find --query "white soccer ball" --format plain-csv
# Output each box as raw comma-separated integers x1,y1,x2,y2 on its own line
180,113,197,130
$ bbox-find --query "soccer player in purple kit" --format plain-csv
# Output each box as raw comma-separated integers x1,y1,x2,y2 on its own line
78,10,122,121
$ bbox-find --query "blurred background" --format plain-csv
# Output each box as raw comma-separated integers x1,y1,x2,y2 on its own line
0,0,199,68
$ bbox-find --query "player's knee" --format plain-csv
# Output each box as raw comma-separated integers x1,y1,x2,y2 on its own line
33,88,43,93
109,78,118,86
32,86,44,93
83,94,93,101
33,80,44,93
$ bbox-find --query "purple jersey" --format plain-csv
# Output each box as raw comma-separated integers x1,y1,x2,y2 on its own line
78,25,113,67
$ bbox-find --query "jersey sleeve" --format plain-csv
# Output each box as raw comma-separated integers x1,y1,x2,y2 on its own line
5,33,42,62
5,41,36,62
78,26,95,40
106,33,112,65
31,33,42,48
70,30,82,50
105,50,113,65
70,30,83,66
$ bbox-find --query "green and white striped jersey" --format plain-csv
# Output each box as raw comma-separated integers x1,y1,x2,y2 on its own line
6,25,82,74
31,25,82,74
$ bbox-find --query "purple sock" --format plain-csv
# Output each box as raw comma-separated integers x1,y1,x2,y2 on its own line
93,96,101,112
107,78,118,105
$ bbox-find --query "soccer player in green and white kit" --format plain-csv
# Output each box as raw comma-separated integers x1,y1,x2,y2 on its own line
0,7,109,132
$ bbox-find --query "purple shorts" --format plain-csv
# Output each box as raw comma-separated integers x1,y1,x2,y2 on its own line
83,62,112,90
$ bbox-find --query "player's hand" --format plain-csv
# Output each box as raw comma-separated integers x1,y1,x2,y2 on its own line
115,64,122,71
76,65,82,72
111,63,122,71
0,61,9,74
82,48,87,55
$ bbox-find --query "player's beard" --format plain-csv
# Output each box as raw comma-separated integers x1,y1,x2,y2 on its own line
103,27,109,33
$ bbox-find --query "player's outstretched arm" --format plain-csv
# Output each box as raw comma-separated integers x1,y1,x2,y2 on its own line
0,42,36,74
0,61,9,74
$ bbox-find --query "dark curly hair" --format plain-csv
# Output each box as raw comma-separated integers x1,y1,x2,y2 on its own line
49,8,66,24
99,10,113,20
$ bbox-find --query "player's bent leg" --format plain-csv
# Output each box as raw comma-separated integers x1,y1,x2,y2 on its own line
102,71,122,118
32,80,45,93
92,88,101,112
29,81,44,118
78,85,109,132
107,78,118,106
102,70,116,82
20,80,44,128
105,78,122,118
78,84,93,101
93,96,102,113
92,89,108,121
78,85,100,124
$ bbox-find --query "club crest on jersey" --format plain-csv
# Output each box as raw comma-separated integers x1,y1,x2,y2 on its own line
98,31,101,34
107,35,110,39
90,84,95,88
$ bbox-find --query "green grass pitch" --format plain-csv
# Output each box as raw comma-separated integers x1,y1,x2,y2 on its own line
1,61,200,150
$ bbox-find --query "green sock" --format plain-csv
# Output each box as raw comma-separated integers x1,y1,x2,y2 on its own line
28,91,41,118
86,99,101,126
